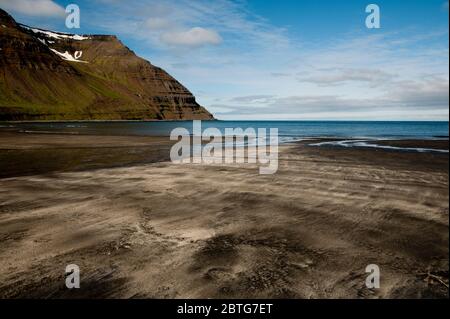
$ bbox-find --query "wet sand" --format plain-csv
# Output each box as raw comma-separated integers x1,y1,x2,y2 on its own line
0,132,174,178
0,132,448,298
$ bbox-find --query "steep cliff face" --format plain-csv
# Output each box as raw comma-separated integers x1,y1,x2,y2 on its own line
0,9,214,121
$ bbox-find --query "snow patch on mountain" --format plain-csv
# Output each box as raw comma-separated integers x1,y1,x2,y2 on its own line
20,24,90,41
49,48,88,63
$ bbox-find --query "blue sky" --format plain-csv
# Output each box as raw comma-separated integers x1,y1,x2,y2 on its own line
1,0,448,120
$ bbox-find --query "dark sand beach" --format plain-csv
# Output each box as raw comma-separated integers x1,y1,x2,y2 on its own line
0,132,448,298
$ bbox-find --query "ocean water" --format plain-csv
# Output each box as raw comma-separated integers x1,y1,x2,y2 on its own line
1,120,448,141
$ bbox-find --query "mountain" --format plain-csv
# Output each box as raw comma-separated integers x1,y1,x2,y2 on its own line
0,8,214,121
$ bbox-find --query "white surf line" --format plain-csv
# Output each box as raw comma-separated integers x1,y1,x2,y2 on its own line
310,139,449,154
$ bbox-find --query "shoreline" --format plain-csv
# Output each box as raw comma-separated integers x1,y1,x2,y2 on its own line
1,119,449,123
0,131,448,179
308,138,449,154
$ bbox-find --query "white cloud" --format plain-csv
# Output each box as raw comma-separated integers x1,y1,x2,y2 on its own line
160,27,222,47
211,75,449,120
0,0,64,17
144,17,171,30
83,0,288,51
12,0,447,120
298,68,397,88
